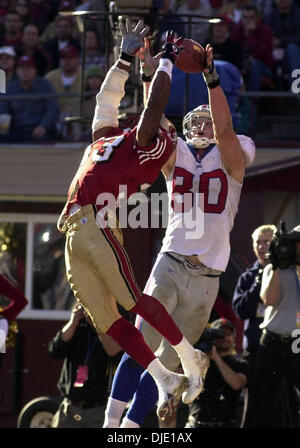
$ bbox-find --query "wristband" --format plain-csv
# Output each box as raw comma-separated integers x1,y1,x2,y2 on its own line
119,51,133,64
207,79,220,89
141,73,153,82
203,61,220,89
157,58,173,80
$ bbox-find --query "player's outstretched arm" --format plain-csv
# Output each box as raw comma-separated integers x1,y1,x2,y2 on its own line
136,31,183,148
203,45,245,183
138,37,177,176
92,18,149,142
138,37,161,106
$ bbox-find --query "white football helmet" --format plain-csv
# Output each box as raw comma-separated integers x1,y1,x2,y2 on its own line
182,104,216,149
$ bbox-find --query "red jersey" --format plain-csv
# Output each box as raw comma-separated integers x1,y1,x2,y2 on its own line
67,126,175,213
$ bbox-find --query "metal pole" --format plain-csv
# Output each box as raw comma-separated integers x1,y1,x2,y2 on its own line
79,14,87,118
184,16,193,118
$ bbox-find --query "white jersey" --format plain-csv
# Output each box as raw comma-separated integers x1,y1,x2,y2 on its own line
161,135,254,271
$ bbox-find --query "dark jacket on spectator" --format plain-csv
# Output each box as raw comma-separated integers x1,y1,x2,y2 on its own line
49,322,122,403
16,47,53,76
154,10,186,52
232,260,265,353
0,76,59,137
231,18,274,69
204,38,244,70
28,0,58,34
265,3,300,47
43,37,81,69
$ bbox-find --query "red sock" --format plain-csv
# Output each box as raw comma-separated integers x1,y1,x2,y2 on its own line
131,294,183,346
106,317,156,369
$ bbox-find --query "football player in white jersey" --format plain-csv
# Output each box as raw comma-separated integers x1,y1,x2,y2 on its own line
103,38,256,428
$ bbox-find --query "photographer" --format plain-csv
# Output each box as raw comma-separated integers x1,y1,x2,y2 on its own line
48,303,123,427
254,223,300,428
186,319,248,428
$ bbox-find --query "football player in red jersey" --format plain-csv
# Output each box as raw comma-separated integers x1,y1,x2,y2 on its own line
57,19,207,420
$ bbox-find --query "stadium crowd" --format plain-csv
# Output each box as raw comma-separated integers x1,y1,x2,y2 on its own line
0,0,299,142
0,2,299,430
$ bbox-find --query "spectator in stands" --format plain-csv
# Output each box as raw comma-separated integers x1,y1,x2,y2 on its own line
0,0,11,25
0,10,24,48
79,64,106,141
40,0,81,44
165,61,241,127
43,15,81,70
79,29,107,69
207,16,243,70
231,5,274,90
176,0,213,45
252,0,274,18
13,0,31,28
28,0,58,35
0,45,17,85
265,0,300,86
45,45,82,141
0,55,58,143
219,0,251,24
18,24,52,76
153,0,186,53
75,0,109,53
208,0,224,14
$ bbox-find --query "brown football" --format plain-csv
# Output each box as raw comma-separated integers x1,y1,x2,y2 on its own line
175,38,206,73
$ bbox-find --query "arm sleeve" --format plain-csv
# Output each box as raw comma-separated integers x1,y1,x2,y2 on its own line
92,63,129,132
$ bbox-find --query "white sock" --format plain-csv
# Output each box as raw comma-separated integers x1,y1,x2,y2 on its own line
102,397,127,428
173,336,196,374
147,358,170,383
120,416,140,428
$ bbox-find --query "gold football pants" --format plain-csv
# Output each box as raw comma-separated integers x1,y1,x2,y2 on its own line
60,205,140,333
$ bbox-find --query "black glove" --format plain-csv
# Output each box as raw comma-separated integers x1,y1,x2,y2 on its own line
161,30,184,64
266,237,296,269
266,240,279,270
202,60,220,89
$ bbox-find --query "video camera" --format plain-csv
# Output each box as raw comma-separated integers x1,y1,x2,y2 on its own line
266,221,300,269
195,327,226,353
